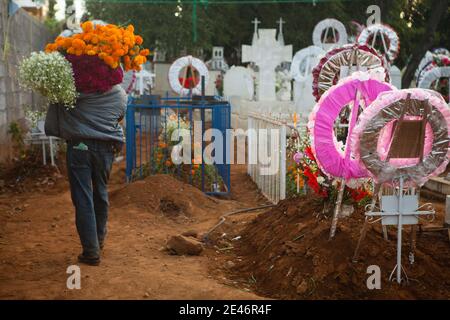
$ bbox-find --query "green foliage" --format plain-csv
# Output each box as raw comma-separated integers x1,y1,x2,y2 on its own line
44,0,63,34
44,18,63,35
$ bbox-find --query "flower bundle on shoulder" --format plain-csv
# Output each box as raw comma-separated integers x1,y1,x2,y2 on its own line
44,21,150,95
19,21,150,107
45,21,150,72
19,51,78,108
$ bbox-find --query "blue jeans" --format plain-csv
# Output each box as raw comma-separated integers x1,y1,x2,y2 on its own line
66,140,115,257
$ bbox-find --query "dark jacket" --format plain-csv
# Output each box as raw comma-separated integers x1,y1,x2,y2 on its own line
45,85,127,144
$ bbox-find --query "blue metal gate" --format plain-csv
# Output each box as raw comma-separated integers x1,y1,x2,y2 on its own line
125,94,231,195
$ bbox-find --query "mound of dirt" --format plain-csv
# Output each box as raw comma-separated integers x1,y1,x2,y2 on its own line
219,196,450,299
110,174,220,221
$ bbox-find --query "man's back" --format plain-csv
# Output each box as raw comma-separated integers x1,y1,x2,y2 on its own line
45,84,127,143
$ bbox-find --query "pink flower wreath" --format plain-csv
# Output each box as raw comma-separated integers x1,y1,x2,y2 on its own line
351,88,450,186
308,72,395,180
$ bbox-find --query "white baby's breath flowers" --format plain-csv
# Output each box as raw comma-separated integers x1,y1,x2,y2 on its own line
19,51,78,108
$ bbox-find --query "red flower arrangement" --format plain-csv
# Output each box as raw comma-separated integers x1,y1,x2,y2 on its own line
66,54,123,94
349,188,370,202
304,146,316,162
303,167,327,197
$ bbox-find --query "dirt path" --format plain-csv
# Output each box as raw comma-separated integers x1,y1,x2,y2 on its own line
0,163,267,299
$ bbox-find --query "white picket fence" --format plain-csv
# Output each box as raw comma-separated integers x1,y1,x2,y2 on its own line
247,113,287,204
247,113,349,204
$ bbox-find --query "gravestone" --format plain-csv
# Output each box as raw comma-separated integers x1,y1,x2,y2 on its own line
390,65,402,89
277,17,285,46
207,46,229,72
251,18,261,45
206,70,222,96
242,29,292,101
153,62,171,96
290,46,325,117
223,66,254,100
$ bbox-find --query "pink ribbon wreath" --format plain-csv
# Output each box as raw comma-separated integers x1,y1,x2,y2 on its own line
351,89,450,186
308,72,395,180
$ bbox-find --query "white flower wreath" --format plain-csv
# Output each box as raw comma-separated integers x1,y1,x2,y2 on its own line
168,55,209,96
357,23,400,62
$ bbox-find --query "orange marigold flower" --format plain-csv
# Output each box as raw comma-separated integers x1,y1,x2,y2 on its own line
123,36,132,46
81,21,94,32
45,21,149,71
82,33,93,42
104,56,114,65
113,49,125,57
63,38,72,48
112,42,121,50
135,35,143,45
72,38,86,49
140,49,150,56
133,55,144,64
56,39,65,47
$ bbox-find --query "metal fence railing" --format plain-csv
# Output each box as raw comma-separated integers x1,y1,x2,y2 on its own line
125,94,231,195
247,112,359,204
247,113,287,204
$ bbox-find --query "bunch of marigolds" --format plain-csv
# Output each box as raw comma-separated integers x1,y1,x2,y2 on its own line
45,21,150,71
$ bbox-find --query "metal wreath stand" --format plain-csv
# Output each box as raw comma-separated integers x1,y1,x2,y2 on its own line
351,93,450,284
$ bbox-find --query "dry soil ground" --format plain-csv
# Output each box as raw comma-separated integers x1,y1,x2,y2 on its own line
0,162,268,299
0,160,449,299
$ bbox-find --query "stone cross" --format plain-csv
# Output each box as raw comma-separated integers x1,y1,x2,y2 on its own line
277,17,285,45
242,29,292,101
252,18,261,44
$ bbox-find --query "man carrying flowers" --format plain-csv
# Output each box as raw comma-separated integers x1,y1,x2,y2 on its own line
42,21,150,266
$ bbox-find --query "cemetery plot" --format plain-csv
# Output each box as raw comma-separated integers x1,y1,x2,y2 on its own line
206,196,450,300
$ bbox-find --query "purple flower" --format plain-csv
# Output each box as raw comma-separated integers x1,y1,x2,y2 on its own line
293,152,303,164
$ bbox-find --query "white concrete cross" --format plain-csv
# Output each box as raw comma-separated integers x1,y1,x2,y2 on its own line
242,29,293,101
277,17,285,45
252,18,261,44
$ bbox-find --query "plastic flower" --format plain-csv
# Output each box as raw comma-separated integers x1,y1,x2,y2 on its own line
293,152,303,164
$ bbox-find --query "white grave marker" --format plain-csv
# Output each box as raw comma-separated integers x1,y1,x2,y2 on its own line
242,29,292,101
251,18,261,45
277,17,285,46
223,66,254,100
390,65,402,89
290,46,324,116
